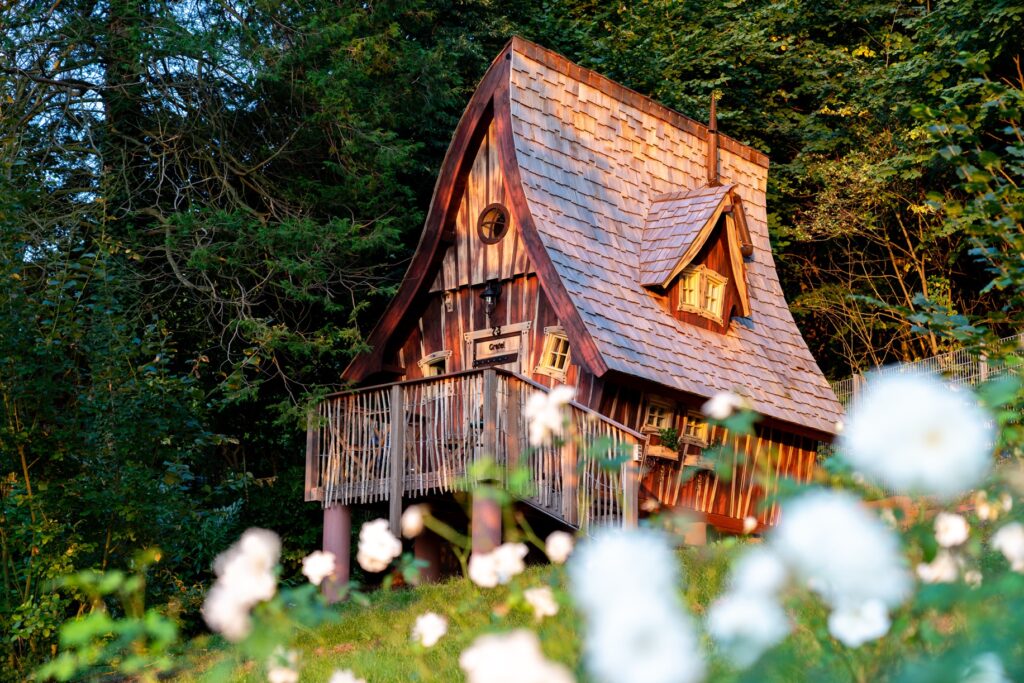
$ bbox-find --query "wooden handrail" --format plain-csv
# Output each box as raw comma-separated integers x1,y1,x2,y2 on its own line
321,368,646,443
307,369,644,530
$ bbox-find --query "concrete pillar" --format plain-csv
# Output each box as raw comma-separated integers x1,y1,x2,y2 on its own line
322,504,351,603
471,492,502,555
413,530,442,584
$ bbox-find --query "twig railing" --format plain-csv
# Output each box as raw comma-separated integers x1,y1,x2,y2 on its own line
305,368,646,532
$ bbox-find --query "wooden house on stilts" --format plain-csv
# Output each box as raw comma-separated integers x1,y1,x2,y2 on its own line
305,38,843,585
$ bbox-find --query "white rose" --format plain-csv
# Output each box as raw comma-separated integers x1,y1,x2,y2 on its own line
411,611,448,647
991,522,1024,571
523,586,559,620
401,505,426,538
545,531,574,564
301,550,336,586
827,599,891,647
934,512,970,547
356,519,402,573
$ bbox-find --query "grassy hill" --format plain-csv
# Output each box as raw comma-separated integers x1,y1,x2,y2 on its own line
178,545,738,682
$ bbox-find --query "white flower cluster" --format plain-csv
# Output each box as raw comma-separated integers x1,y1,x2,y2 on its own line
524,386,574,446
401,505,426,538
523,586,559,621
328,670,367,683
839,374,994,500
772,490,911,647
468,543,528,588
357,519,403,573
301,550,336,587
917,512,973,584
701,390,749,421
570,529,705,683
201,528,280,642
992,522,1024,572
267,647,299,683
545,530,575,564
706,547,790,668
459,630,574,683
411,611,448,647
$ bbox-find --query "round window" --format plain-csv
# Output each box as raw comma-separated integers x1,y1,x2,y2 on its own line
477,203,510,244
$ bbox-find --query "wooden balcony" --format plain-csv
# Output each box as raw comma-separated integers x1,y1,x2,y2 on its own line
305,368,647,532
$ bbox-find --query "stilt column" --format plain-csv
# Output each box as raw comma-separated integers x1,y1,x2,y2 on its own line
413,530,442,584
322,504,351,603
471,492,502,554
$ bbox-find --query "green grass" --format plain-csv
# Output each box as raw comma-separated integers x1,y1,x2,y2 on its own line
177,544,741,682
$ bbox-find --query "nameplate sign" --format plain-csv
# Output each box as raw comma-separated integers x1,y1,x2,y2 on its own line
472,332,520,367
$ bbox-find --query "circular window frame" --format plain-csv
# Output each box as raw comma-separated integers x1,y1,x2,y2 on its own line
477,203,510,245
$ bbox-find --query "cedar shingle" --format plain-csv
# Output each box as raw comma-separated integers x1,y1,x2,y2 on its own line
507,41,844,433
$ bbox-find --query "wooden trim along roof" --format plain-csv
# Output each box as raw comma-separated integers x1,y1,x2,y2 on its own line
346,36,843,437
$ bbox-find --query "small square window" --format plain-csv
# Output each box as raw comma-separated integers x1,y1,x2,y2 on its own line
417,350,451,377
536,327,571,381
642,399,674,433
678,265,728,324
681,411,708,445
679,267,701,311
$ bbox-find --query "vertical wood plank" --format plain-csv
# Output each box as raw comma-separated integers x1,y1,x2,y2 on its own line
389,384,405,536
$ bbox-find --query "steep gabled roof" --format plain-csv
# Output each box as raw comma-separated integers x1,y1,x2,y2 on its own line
505,38,842,435
346,37,843,437
640,185,732,288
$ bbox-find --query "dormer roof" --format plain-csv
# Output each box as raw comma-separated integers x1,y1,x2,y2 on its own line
640,185,732,288
346,37,844,437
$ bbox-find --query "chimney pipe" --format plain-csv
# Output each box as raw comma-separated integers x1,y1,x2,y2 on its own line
707,94,720,186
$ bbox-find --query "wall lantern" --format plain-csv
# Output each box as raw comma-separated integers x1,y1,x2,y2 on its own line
481,279,501,324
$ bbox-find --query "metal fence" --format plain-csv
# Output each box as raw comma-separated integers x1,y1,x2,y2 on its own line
829,332,1024,409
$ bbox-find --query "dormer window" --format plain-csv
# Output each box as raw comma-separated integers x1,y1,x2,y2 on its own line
536,326,571,382
679,265,727,324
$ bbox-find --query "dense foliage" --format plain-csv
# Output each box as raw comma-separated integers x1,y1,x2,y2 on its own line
1,0,1021,679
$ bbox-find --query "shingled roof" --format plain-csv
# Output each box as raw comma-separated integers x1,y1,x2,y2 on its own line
506,38,843,435
640,184,733,288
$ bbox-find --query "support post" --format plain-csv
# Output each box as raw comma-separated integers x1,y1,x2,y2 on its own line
304,408,320,502
413,530,442,584
322,504,351,603
481,369,498,465
506,382,522,472
389,384,405,537
560,425,578,527
472,368,503,554
472,492,502,554
622,448,640,528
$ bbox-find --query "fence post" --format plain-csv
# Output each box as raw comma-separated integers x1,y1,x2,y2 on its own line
560,419,578,527
622,445,640,528
304,407,321,502
472,369,502,554
482,369,498,464
389,384,405,537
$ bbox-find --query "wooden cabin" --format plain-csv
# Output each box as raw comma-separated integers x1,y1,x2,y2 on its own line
305,37,843,584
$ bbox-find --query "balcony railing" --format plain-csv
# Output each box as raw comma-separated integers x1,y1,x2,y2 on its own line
305,368,647,531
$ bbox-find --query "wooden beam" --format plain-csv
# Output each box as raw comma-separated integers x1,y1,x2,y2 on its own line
343,43,515,383
389,384,405,536
304,409,321,502
482,369,498,463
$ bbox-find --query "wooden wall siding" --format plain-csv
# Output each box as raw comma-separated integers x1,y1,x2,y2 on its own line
597,381,817,529
665,218,743,333
430,118,531,292
389,273,604,410
642,425,818,528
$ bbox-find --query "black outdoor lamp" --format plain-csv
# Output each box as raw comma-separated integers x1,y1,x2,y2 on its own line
481,279,501,325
